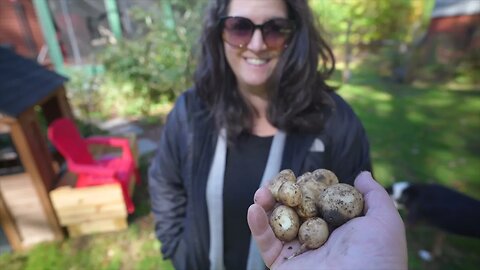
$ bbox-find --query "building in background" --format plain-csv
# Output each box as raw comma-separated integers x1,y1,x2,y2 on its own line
0,0,137,70
426,0,480,64
406,0,480,82
0,0,45,59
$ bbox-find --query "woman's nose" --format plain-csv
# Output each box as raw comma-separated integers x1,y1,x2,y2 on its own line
247,29,267,51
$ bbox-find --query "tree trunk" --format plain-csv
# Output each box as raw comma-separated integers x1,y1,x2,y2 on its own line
342,20,353,83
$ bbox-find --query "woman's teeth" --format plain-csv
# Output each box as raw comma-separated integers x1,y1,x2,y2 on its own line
246,58,267,65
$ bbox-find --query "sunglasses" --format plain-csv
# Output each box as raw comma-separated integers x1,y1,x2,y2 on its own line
220,16,295,50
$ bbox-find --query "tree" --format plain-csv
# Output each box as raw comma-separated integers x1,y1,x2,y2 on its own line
309,0,425,82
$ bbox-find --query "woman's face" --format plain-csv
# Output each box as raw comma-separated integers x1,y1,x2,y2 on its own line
223,0,289,94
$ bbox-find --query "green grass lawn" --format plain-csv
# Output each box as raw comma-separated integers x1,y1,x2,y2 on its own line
1,63,479,269
339,66,480,270
342,70,480,197
0,157,175,270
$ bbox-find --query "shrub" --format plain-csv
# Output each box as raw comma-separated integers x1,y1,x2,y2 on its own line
99,1,204,116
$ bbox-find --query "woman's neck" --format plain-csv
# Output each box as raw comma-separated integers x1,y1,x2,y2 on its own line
238,86,278,137
251,116,277,136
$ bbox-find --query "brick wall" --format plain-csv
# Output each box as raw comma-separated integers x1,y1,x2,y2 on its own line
0,0,45,58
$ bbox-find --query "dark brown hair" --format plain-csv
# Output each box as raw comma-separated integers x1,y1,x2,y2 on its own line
194,0,336,139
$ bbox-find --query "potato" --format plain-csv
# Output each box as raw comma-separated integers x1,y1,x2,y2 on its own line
288,217,329,259
267,169,365,258
317,183,364,227
269,169,296,201
278,181,302,207
296,172,328,219
269,205,300,242
297,171,312,180
298,217,329,249
312,169,339,186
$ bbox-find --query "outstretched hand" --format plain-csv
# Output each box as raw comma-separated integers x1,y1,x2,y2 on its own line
247,171,408,270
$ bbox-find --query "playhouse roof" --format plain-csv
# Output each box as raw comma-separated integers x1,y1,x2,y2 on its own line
431,0,480,18
0,47,67,118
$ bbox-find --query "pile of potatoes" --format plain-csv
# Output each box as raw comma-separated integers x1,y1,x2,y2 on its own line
268,169,364,257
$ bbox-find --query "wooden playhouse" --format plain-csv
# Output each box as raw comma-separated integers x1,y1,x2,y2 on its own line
0,46,70,251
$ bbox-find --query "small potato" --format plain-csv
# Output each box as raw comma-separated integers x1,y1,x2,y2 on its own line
269,205,300,242
296,171,312,183
317,183,364,227
296,197,317,219
289,217,329,259
278,181,302,207
297,172,328,196
298,217,329,249
269,169,296,201
296,172,328,219
276,169,297,182
312,169,339,186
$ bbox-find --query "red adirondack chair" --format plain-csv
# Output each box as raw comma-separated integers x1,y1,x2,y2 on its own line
48,118,140,213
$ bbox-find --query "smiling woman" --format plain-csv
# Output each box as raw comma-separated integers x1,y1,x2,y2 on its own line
148,0,373,270
222,0,290,99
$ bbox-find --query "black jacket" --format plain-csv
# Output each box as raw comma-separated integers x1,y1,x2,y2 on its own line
148,89,372,270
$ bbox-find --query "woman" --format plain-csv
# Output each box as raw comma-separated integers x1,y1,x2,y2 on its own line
148,0,372,269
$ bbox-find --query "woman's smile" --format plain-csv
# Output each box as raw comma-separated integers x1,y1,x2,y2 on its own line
244,57,269,66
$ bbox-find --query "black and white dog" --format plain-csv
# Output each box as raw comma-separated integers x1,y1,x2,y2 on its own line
387,182,480,260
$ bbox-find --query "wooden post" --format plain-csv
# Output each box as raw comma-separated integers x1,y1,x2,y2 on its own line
160,0,175,30
32,0,65,75
9,109,63,241
0,189,22,251
104,0,122,40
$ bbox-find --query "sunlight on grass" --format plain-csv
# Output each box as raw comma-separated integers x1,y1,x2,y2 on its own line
370,161,395,186
337,84,390,99
339,84,394,117
406,110,428,122
339,66,480,184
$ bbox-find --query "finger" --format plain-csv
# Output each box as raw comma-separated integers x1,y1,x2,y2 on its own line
253,187,276,212
247,204,283,268
354,171,402,223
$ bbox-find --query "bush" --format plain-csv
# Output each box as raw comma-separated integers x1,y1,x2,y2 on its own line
98,1,204,116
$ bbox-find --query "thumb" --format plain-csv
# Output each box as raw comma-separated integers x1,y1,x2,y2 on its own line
247,204,283,268
354,171,404,227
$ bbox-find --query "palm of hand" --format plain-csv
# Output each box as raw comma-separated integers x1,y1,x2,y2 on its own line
272,216,399,270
